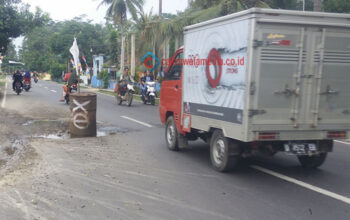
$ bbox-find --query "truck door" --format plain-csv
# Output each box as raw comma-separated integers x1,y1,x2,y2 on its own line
252,25,309,128
162,51,184,128
312,28,350,127
252,24,350,130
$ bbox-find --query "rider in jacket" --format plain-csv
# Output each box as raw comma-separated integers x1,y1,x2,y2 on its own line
12,70,23,91
118,67,131,96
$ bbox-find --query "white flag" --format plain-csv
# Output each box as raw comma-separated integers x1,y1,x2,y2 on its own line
69,38,80,76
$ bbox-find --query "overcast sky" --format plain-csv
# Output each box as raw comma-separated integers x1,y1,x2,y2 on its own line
14,0,188,49
21,0,189,24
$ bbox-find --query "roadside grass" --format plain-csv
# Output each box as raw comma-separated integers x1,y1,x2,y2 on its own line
0,80,5,94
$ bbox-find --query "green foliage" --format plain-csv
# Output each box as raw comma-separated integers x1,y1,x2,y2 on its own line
0,0,49,54
21,19,119,80
99,0,144,27
324,0,350,13
50,61,65,80
157,76,163,84
107,27,120,65
134,85,140,95
98,70,109,89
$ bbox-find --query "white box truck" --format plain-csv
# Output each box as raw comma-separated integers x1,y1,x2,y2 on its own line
159,8,350,172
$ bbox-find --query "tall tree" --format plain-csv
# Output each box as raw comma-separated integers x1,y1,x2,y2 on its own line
0,0,49,54
99,0,144,73
99,0,144,27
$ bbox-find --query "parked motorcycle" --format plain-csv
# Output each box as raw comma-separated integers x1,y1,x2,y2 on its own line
14,81,22,95
141,81,156,105
23,78,31,92
116,81,135,106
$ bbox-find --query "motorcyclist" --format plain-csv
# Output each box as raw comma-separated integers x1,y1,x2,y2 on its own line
141,70,154,83
60,72,78,102
12,70,23,91
33,71,39,80
23,70,31,85
118,67,132,97
140,70,154,96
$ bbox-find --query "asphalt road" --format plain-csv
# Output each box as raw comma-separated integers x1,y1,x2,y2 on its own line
1,79,350,219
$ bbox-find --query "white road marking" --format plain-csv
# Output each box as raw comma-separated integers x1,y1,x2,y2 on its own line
251,165,350,205
50,90,57,93
44,87,48,89
121,116,152,128
39,84,42,87
1,81,8,108
335,140,350,145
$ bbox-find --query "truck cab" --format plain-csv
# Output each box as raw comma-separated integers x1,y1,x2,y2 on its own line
159,47,184,135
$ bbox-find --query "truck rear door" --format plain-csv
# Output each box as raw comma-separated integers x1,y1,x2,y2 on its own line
252,24,350,130
314,28,350,127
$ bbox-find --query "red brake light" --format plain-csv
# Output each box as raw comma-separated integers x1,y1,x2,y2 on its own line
258,132,278,140
327,131,346,139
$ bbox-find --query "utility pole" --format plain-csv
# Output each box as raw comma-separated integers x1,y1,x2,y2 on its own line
131,34,135,78
314,0,323,12
159,0,162,18
120,35,125,74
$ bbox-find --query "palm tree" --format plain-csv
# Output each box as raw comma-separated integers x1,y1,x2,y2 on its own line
99,0,144,26
156,0,269,45
99,0,144,73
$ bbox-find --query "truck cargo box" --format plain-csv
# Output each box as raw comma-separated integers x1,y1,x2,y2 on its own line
182,8,350,142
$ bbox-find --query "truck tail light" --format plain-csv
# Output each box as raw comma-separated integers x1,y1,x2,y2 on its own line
258,132,278,140
327,131,346,139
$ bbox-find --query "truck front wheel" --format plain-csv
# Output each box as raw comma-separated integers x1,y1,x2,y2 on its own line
210,130,239,172
165,116,179,151
298,153,327,169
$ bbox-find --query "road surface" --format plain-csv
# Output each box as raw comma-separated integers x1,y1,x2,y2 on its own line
0,79,349,219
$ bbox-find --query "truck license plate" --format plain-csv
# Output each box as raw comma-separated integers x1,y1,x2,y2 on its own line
284,143,318,155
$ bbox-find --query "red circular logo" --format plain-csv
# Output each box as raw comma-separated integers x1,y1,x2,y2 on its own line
206,48,222,88
144,57,154,69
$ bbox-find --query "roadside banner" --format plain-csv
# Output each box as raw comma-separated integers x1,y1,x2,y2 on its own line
69,38,80,76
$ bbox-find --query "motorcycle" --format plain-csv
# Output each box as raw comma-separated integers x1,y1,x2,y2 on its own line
14,81,22,95
34,76,38,83
141,81,156,105
23,78,31,92
64,83,78,105
116,81,135,106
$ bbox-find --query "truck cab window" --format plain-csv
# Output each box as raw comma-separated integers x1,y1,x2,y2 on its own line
165,52,183,81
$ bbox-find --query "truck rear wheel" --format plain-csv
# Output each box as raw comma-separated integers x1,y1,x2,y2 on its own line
298,153,327,169
210,130,239,172
165,116,179,151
